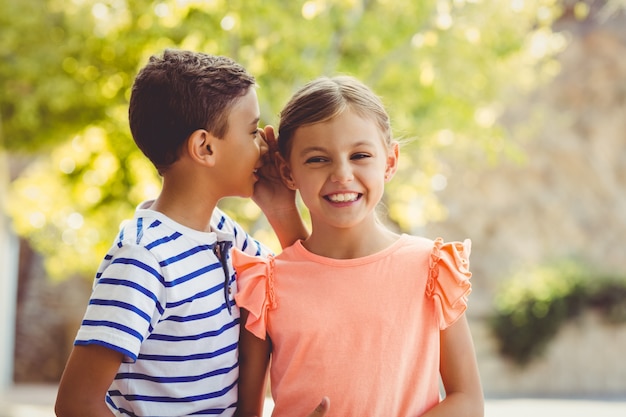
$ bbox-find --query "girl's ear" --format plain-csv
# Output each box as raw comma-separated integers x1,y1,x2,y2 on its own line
276,153,297,190
384,141,400,182
188,129,217,167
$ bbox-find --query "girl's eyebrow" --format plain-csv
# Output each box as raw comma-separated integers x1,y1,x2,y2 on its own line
299,141,374,156
298,146,327,157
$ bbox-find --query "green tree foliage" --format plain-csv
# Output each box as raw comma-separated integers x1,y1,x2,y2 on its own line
490,259,626,365
2,0,565,279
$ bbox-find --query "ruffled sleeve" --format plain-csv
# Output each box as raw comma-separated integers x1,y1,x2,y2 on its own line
231,248,276,340
427,238,472,330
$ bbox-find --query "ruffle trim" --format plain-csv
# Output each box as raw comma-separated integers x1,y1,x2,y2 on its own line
427,238,472,330
232,249,276,340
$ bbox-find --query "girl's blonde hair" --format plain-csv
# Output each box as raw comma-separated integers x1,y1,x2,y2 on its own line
277,76,392,158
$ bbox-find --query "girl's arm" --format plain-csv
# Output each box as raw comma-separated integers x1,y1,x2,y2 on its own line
252,125,308,249
235,308,272,417
421,315,484,417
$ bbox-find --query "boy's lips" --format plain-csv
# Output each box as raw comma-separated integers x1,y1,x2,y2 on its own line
324,192,361,203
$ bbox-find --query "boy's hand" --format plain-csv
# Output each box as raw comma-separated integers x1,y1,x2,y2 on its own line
306,397,330,416
252,125,296,213
241,397,329,417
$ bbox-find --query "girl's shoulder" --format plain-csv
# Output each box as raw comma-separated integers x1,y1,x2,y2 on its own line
397,234,471,257
392,234,439,257
426,237,473,329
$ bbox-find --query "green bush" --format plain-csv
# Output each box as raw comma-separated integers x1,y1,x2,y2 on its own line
490,260,626,366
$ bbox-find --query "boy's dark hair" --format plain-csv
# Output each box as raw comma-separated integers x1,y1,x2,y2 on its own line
129,49,256,174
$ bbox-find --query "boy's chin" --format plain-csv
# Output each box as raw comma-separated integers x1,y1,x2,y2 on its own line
236,188,254,199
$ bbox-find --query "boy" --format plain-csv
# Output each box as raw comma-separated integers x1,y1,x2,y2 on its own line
55,50,327,416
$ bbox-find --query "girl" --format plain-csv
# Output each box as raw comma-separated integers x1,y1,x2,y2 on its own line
232,76,484,417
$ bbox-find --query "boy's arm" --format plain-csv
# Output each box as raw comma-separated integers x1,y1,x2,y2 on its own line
420,315,484,417
55,344,124,417
235,308,271,417
252,125,308,249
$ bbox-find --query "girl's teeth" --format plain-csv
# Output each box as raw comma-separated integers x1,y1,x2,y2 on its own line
328,193,358,202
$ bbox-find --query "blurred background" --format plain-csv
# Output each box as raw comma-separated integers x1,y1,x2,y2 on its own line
1,0,625,414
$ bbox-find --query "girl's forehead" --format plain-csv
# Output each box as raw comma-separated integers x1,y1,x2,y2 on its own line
302,108,375,129
292,114,388,149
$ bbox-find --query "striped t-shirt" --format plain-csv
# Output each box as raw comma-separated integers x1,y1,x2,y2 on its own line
75,206,269,416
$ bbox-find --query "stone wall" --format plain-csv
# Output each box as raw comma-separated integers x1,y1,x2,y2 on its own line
474,312,626,397
425,3,626,396
424,4,626,315
13,241,89,383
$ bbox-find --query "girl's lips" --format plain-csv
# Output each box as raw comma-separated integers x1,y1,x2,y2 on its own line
324,192,361,203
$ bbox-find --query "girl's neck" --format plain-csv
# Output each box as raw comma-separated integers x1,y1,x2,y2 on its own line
302,222,400,259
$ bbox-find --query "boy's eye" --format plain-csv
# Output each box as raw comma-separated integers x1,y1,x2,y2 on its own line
351,153,371,160
251,128,259,137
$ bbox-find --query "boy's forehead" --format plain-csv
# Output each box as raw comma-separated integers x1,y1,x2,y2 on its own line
229,88,260,122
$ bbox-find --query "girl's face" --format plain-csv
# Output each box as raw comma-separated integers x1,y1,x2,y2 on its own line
280,108,398,232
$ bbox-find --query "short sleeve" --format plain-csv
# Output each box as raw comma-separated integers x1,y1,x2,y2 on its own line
232,248,276,339
427,238,472,330
76,243,166,362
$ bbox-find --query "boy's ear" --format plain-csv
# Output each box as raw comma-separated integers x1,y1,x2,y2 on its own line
188,129,217,167
384,141,400,182
276,153,297,190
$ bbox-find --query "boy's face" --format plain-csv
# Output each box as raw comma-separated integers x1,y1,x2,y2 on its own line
215,88,265,198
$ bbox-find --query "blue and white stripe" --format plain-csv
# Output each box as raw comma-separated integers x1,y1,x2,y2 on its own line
75,206,269,416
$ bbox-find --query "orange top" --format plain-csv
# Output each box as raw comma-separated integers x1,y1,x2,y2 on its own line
233,234,472,417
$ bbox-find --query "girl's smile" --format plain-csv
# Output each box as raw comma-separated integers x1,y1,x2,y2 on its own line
280,107,398,233
324,192,362,203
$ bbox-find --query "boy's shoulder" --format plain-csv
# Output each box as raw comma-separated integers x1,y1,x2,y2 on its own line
115,208,177,245
210,205,270,256
107,203,267,258
209,206,239,237
117,204,253,246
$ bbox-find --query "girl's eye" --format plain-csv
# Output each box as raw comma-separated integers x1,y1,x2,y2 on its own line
251,128,259,138
305,156,328,164
351,153,371,160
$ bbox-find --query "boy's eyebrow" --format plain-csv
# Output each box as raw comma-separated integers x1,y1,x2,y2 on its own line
250,116,260,126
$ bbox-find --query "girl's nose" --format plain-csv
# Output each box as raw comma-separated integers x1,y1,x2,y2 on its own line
330,162,354,184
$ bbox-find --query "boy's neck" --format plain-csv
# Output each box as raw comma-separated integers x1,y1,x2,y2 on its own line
149,176,219,233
